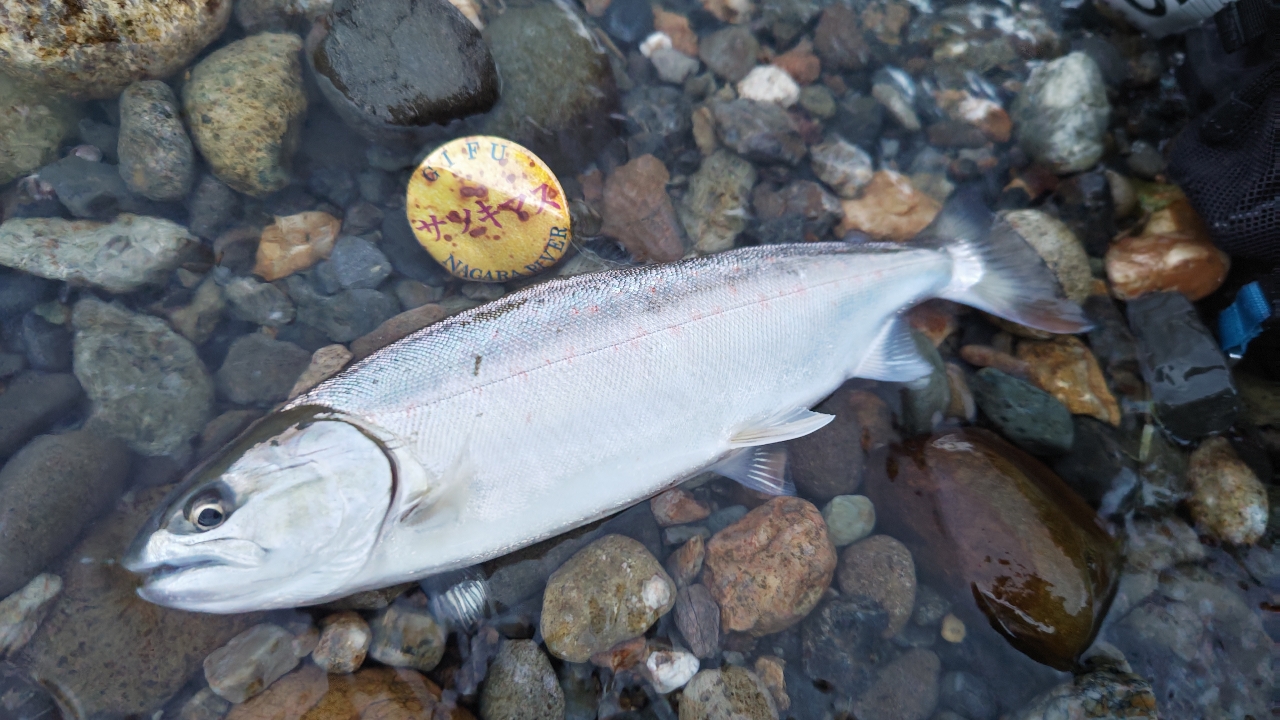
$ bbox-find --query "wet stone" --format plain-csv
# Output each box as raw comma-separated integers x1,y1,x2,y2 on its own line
789,388,870,501
623,86,692,161
0,574,61,656
0,663,62,720
0,270,54,320
810,137,874,199
939,670,997,720
255,211,342,282
35,154,160,220
19,312,71,372
308,0,498,142
651,488,711,526
72,297,213,456
647,648,700,693
178,687,232,720
667,534,705,586
223,275,297,327
215,333,312,406
367,597,447,673
800,595,887,695
838,170,941,242
0,372,83,458
541,534,675,662
1000,210,1092,305
1011,52,1110,174
711,99,806,166
185,33,308,196
1082,294,1142,397
318,236,392,291
837,535,916,638
675,583,720,658
1052,416,1140,517
1009,664,1156,720
205,623,302,704
117,80,196,202
679,665,778,720
969,367,1074,457
349,303,447,361
480,639,565,720
679,149,757,254
698,26,760,83
814,4,867,71
852,649,940,720
821,494,875,547
1017,336,1120,427
294,286,400,343
703,497,836,636
1187,436,1268,545
799,85,836,118
737,66,801,107
652,47,700,84
600,154,687,262
0,214,196,294
1127,292,1239,441
899,331,949,435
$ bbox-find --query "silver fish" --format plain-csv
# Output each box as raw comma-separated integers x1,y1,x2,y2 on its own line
125,195,1089,613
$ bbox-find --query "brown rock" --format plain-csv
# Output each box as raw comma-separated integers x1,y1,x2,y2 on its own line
849,390,895,452
838,171,941,242
1186,437,1269,545
679,666,778,720
692,106,718,156
813,4,868,71
312,612,371,674
226,664,329,720
702,0,753,24
1017,336,1120,425
1106,234,1229,302
859,0,911,45
651,488,712,527
589,635,648,671
959,344,1031,379
653,9,699,56
600,155,687,263
905,300,958,347
254,212,341,282
836,535,916,637
851,648,940,720
301,666,471,720
789,388,868,501
753,656,790,712
935,89,1012,143
668,535,706,587
541,535,676,662
288,345,353,399
675,583,720,658
703,497,837,635
16,487,261,718
349,304,447,361
865,429,1121,670
772,40,821,85
0,0,231,99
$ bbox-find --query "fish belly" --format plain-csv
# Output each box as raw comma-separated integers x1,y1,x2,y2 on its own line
310,244,950,588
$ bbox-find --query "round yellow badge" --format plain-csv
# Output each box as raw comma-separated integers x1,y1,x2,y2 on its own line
406,136,571,282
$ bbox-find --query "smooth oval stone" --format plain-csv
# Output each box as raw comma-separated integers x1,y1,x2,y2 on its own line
866,428,1119,670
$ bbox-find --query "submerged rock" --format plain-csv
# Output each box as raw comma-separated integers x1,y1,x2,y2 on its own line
367,598,447,673
0,73,81,185
1010,665,1156,720
307,0,498,142
312,612,371,674
836,534,916,638
480,640,565,720
1011,52,1110,174
1186,437,1269,545
117,80,196,202
600,154,687,262
679,149,757,254
679,665,778,720
0,574,62,656
204,623,302,704
866,429,1120,670
0,372,83,459
851,648,940,720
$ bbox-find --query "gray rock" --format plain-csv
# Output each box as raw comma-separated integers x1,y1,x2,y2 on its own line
342,202,384,236
1010,666,1156,720
480,639,566,720
970,368,1074,456
0,353,24,379
367,598,447,672
19,313,71,372
36,155,160,220
356,168,395,204
559,661,600,720
0,74,81,185
176,687,231,720
222,275,296,326
939,671,997,720
623,85,692,162
78,118,119,163
307,166,359,208
698,26,760,83
821,495,875,547
294,286,400,343
0,372,83,459
480,2,618,173
706,504,748,534
675,583,720,658
911,584,951,627
308,0,498,142
899,331,948,435
71,297,214,456
323,235,392,290
1125,140,1164,180
215,333,312,405
1052,416,1140,516
1000,210,1093,305
203,623,301,704
712,98,806,166
1083,294,1141,397
1127,292,1239,441
381,209,452,285
679,149,757,254
799,85,836,118
810,137,874,198
681,666,779,720
651,47,700,84
0,270,54,320
187,173,242,240
165,277,225,345
761,0,824,45
394,279,443,310
0,428,130,598
851,648,940,720
117,81,196,202
0,214,196,293
1011,52,1110,174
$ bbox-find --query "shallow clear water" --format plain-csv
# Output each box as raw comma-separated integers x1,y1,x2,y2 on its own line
0,0,1275,719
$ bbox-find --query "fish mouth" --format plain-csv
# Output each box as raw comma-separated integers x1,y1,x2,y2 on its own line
136,559,224,583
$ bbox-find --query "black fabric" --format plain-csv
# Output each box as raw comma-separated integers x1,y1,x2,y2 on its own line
1167,59,1280,262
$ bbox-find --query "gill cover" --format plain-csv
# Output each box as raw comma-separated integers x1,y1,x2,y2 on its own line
124,406,395,613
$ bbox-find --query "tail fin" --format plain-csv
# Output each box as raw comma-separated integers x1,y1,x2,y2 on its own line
910,189,1093,334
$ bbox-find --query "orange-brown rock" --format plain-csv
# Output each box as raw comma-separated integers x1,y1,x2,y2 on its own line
934,89,1012,143
703,497,837,636
959,344,1031,379
301,666,472,720
650,488,711,526
866,429,1120,670
653,9,699,56
772,40,821,85
254,212,341,281
702,0,753,24
589,635,648,671
599,155,687,263
1105,235,1228,302
667,534,706,586
905,300,958,347
349,304,447,361
226,664,330,720
1017,336,1120,425
754,655,790,712
838,171,941,242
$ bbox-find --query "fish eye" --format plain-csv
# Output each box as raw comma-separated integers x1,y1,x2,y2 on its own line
187,491,229,531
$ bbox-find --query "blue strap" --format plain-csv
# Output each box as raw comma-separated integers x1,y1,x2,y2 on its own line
1219,281,1272,358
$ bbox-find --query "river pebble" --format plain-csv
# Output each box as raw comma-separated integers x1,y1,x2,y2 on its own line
1010,665,1156,720
667,534,705,586
367,597,448,672
809,137,874,199
312,612,370,674
600,154,687,262
836,534,916,638
711,99,806,166
0,74,81,185
675,583,720,658
679,665,778,720
852,648,940,720
1017,336,1120,426
837,170,940,241
1011,52,1110,174
254,211,342,282
204,623,302,704
821,495,875,547
320,236,393,291
0,372,82,458
970,367,1074,456
215,333,312,405
680,149,758,254
1000,210,1093,305
223,275,297,327
480,639,565,720
1105,198,1229,302
651,488,712,527
542,534,675,661
1186,436,1269,545
0,574,60,656
117,80,196,201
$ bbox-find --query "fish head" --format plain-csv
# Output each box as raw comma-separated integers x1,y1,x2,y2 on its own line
124,406,395,613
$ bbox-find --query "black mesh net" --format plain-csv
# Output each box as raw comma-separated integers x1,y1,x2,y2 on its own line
1167,59,1280,262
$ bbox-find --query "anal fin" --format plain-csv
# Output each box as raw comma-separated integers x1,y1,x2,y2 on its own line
709,445,794,496
854,317,934,382
728,407,834,447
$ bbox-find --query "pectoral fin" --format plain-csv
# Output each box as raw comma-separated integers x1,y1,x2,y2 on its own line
709,445,794,496
727,408,834,447
853,317,934,382
399,446,473,528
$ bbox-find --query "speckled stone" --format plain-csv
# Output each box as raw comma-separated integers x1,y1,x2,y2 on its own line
480,639,565,720
184,32,307,196
1010,666,1157,720
1186,437,1269,545
0,73,81,185
679,665,779,720
117,80,196,201
0,0,231,99
540,534,676,662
